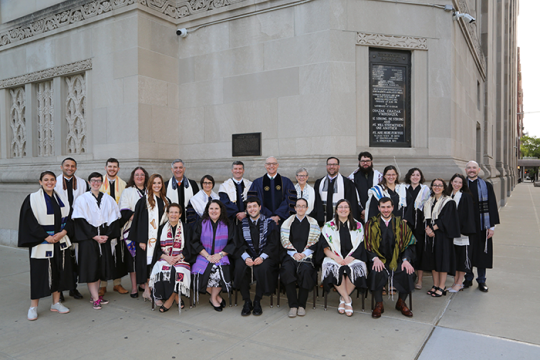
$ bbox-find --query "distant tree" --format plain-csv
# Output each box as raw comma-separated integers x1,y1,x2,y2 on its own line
520,134,540,158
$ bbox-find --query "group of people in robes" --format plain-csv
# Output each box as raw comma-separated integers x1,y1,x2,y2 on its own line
18,153,500,321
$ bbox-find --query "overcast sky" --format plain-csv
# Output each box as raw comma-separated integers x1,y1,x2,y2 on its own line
518,1,540,137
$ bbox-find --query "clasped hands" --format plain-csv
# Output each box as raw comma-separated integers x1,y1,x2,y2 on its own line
163,254,184,266
245,257,264,266
45,230,67,244
333,255,355,266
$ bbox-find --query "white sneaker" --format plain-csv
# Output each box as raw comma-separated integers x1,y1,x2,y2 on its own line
50,302,70,314
28,307,38,321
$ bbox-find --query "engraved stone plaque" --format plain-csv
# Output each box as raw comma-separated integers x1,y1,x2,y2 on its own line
369,49,411,147
232,133,261,157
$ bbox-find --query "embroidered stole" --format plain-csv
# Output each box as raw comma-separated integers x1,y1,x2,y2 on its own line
100,175,126,203
192,220,230,274
476,178,491,230
242,215,270,256
280,215,320,258
29,189,71,259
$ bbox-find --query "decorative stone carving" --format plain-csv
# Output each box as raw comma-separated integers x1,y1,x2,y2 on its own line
37,81,54,157
65,75,87,154
454,0,487,78
0,0,248,49
0,59,92,89
9,87,27,158
356,32,428,50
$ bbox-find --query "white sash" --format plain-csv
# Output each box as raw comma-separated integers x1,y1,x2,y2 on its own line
218,178,252,204
452,191,470,246
319,174,346,215
189,190,219,217
166,177,194,207
295,183,315,215
146,195,168,264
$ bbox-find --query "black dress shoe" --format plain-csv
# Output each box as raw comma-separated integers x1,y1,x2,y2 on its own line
220,298,226,308
478,282,489,292
69,289,83,299
463,280,473,289
252,300,263,316
241,300,253,316
139,286,145,292
59,292,65,302
209,300,223,312
130,292,139,298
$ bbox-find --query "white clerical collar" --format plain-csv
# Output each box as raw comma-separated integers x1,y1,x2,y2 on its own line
64,176,73,181
468,177,477,182
327,174,338,181
233,178,243,185
267,174,277,180
295,215,305,222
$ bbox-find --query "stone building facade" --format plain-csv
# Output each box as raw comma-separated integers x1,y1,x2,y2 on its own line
0,0,519,246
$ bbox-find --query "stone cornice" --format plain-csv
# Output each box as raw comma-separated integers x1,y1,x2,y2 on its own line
453,0,487,80
0,59,92,89
0,0,250,51
356,32,428,50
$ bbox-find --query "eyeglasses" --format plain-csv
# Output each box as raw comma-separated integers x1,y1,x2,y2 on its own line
296,174,307,178
432,184,444,188
327,163,339,167
202,181,213,185
295,205,307,209
90,179,102,183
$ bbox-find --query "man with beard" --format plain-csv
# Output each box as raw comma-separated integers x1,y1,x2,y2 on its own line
348,152,383,222
234,197,279,316
165,159,199,224
98,158,128,296
463,161,500,292
54,158,89,301
313,157,360,226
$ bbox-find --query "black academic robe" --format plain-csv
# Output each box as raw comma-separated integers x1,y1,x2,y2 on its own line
312,175,360,226
368,187,414,222
422,200,460,274
452,191,476,272
130,195,166,284
352,169,376,211
150,222,192,301
18,195,75,299
165,178,199,223
406,186,426,269
279,217,319,290
468,179,500,269
73,193,121,284
365,217,416,293
233,218,279,296
191,220,236,293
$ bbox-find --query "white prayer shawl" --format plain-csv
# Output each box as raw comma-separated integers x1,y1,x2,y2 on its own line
365,184,408,220
406,184,431,211
119,187,145,254
451,191,470,246
348,169,383,187
166,177,194,208
149,222,191,305
424,195,453,224
72,192,121,253
295,183,315,215
321,220,367,284
146,195,168,265
54,175,87,204
318,174,346,215
189,190,219,217
29,188,72,259
218,178,252,204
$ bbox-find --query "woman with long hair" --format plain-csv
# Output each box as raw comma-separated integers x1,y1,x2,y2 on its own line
445,174,476,292
129,174,169,302
403,168,431,289
118,167,149,297
319,199,367,317
18,171,74,320
423,179,460,297
191,199,235,311
365,165,412,222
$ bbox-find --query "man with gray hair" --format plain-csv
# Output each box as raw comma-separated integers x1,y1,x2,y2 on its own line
248,156,296,225
165,159,199,223
219,161,252,223
463,160,500,292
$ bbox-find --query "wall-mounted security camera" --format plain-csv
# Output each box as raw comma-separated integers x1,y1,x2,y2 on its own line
176,28,188,37
454,11,476,24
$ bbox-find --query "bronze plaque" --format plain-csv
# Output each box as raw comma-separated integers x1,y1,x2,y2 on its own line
369,49,411,147
232,132,261,157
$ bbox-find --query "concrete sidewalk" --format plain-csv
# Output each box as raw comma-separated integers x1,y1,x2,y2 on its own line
1,183,539,360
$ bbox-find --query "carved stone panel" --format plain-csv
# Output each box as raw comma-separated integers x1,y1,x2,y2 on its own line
37,81,54,157
9,87,27,158
65,75,87,154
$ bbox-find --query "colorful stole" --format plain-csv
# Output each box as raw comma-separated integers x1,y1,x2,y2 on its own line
100,175,126,203
280,215,320,258
192,220,230,274
364,215,416,271
149,222,191,300
476,178,491,230
365,184,407,219
29,188,71,259
241,215,271,256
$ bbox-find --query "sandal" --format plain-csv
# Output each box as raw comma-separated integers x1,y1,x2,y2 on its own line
344,298,353,317
181,299,185,309
92,298,102,310
337,297,345,314
431,287,447,297
414,280,422,290
427,286,437,296
159,304,171,313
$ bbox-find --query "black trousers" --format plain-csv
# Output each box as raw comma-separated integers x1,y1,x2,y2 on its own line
373,289,408,303
240,268,264,302
285,283,309,308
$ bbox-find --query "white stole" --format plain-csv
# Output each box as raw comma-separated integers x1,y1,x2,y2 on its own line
54,175,87,204
189,190,219,217
218,178,252,204
146,195,168,264
452,191,469,246
319,174,346,214
166,177,194,208
295,183,315,215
